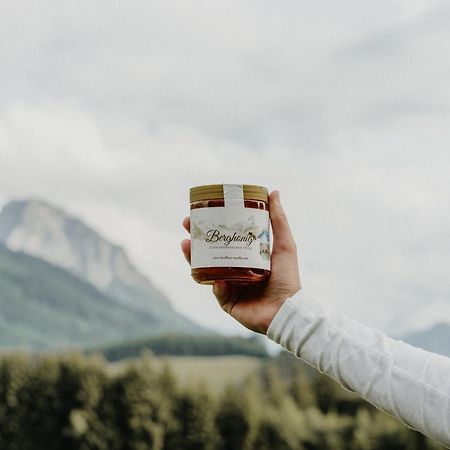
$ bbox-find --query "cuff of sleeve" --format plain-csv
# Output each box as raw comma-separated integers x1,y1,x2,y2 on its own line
266,290,327,354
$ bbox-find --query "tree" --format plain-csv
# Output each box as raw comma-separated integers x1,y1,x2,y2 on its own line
260,365,288,407
351,409,422,450
0,353,31,450
215,384,259,450
252,407,306,450
302,408,353,450
289,366,316,410
312,374,366,415
101,354,171,450
164,383,217,450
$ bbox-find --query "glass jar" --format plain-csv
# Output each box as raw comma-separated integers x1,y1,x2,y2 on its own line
190,184,271,285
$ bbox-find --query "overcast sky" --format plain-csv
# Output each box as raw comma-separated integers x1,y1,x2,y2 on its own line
1,0,450,336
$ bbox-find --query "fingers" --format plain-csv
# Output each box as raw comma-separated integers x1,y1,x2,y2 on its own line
183,217,190,233
181,218,191,264
181,239,191,264
270,190,297,254
212,280,227,305
212,281,235,314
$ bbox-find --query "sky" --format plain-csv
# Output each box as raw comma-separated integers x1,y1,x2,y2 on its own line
1,0,450,336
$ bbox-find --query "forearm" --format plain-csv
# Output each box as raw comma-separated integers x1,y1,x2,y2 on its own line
267,291,450,448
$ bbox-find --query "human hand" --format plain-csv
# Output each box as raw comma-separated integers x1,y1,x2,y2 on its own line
181,191,301,334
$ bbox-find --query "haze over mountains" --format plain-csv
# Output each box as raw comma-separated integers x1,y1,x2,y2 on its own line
0,199,203,350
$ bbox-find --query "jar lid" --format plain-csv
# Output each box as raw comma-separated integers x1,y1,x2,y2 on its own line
190,184,269,203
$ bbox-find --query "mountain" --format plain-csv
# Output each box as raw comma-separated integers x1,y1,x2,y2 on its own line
0,199,204,349
0,244,200,350
0,199,169,311
401,322,450,358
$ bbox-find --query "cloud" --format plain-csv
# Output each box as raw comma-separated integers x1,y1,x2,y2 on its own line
0,0,450,334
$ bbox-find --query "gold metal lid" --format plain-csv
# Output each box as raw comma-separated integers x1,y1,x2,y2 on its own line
190,184,269,203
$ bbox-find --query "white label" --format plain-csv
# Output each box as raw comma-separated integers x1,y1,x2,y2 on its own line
190,207,271,270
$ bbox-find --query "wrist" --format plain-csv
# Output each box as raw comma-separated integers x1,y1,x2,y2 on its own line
260,298,288,335
262,288,301,334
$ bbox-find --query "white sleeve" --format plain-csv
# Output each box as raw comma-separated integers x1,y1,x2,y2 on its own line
267,290,450,448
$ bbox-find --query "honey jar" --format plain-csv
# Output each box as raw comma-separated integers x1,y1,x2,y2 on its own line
190,184,271,285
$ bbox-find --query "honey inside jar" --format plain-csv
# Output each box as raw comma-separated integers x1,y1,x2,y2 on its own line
190,184,271,285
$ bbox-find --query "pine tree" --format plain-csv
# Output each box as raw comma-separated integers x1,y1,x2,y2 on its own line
0,353,31,450
312,373,365,414
289,366,316,410
103,353,171,450
164,383,218,450
260,365,288,407
251,407,306,450
351,409,424,450
302,408,353,450
215,384,259,450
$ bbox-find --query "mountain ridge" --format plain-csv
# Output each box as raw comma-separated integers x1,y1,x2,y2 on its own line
0,198,204,349
400,321,450,357
0,198,167,305
0,198,178,311
0,243,201,350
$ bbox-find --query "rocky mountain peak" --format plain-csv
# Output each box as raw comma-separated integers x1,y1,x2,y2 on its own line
0,198,169,309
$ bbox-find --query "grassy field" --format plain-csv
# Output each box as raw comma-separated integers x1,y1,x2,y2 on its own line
108,354,264,392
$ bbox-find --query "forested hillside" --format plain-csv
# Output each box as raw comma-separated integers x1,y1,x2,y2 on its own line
89,334,268,361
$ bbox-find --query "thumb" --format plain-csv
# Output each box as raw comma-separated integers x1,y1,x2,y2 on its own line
270,191,297,254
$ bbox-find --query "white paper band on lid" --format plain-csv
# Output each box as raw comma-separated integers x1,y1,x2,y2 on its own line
223,184,244,207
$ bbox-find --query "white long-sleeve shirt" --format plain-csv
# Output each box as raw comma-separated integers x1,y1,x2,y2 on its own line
267,290,450,448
